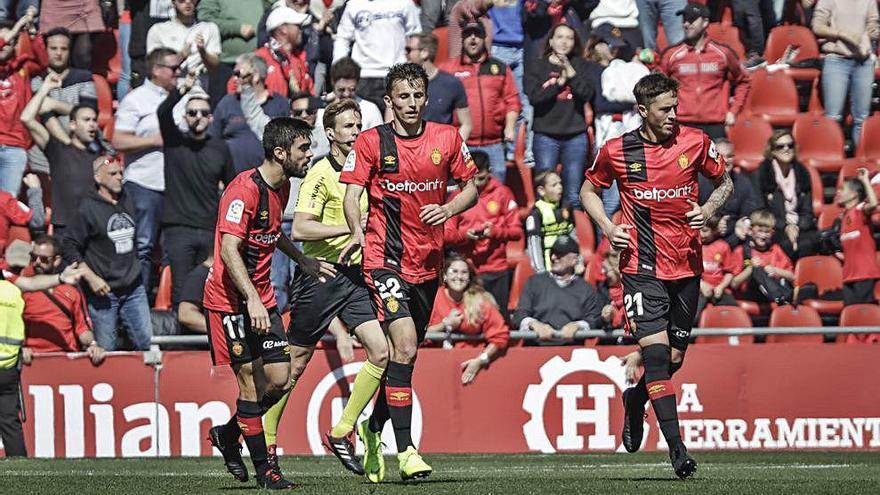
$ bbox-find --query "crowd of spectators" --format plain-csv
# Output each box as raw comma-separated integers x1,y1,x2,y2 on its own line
1,0,879,380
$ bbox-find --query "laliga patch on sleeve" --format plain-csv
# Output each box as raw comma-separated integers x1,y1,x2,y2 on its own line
708,140,719,160
461,142,472,163
342,150,356,172
226,199,245,223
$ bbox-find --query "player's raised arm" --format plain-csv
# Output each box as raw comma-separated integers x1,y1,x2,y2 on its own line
219,233,269,333
339,183,366,264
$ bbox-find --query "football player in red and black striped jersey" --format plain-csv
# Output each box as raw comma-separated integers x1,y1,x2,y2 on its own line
339,63,478,482
581,73,733,479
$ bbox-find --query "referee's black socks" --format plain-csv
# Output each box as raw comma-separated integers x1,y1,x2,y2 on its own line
641,344,684,450
385,362,415,452
236,399,270,471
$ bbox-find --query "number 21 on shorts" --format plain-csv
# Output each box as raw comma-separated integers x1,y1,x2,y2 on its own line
624,292,644,318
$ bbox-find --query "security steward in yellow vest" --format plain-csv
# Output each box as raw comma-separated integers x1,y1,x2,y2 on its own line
0,270,26,457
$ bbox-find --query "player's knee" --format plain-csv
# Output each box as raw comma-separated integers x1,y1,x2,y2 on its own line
640,343,671,383
367,343,389,368
391,343,418,364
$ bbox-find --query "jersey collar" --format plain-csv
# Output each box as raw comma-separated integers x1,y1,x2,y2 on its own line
327,153,342,172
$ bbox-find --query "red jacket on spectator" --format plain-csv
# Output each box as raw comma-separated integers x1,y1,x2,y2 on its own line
23,284,92,353
445,177,522,274
0,34,46,149
429,287,510,349
227,45,313,97
441,53,521,146
0,190,33,268
659,40,750,124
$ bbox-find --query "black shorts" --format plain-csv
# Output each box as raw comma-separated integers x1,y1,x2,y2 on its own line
621,273,700,351
206,307,290,366
287,263,377,347
364,268,439,343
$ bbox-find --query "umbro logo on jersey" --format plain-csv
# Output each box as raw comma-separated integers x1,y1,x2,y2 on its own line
380,179,442,193
633,185,693,201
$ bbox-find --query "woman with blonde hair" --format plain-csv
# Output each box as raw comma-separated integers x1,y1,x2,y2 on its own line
427,254,509,385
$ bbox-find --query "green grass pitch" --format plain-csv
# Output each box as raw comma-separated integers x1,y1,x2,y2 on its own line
3,452,879,494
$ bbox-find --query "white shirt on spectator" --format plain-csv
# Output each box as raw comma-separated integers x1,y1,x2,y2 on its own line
311,97,383,160
146,17,222,76
115,79,183,192
332,0,421,78
150,0,174,19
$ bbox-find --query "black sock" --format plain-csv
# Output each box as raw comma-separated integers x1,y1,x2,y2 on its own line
641,344,683,450
236,399,269,472
385,362,415,452
650,391,683,449
369,381,390,433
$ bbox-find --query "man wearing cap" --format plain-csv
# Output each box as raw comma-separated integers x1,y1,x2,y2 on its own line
62,156,153,352
512,235,604,346
441,21,521,182
249,6,314,98
659,2,750,140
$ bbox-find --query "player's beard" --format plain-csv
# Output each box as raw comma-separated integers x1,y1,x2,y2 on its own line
283,154,308,179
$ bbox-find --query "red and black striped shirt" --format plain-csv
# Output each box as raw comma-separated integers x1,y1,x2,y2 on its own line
586,126,726,280
340,121,476,284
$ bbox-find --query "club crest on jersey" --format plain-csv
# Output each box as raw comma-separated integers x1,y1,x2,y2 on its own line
231,341,244,356
678,154,690,169
226,199,245,223
386,295,400,313
490,64,499,75
487,200,499,214
431,148,442,165
629,162,642,172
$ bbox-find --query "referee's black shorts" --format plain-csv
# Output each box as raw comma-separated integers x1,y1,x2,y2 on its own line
287,263,376,347
621,273,700,352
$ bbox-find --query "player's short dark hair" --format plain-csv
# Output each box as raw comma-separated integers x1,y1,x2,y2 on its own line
70,103,97,121
32,233,60,254
146,48,178,75
411,33,439,62
633,73,679,107
385,63,429,96
331,57,362,83
843,177,868,202
471,150,490,172
263,117,313,159
323,98,361,131
44,27,71,43
534,170,559,190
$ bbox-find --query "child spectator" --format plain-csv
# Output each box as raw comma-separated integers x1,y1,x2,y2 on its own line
525,170,575,273
729,209,795,304
427,255,509,385
595,246,625,330
697,215,738,321
834,167,880,305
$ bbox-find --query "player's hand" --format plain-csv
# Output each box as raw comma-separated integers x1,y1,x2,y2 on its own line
531,321,555,341
460,358,484,385
299,255,337,282
338,230,364,265
607,224,632,251
685,200,705,230
560,322,579,341
420,204,452,226
247,298,270,334
621,351,642,385
87,343,106,365
21,346,33,365
22,173,40,190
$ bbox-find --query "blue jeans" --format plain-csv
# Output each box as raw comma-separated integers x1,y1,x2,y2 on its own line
0,0,38,21
88,283,153,351
533,132,589,209
822,55,873,146
0,145,26,196
271,220,296,310
470,142,507,183
124,182,164,289
492,44,534,164
637,0,687,50
117,18,132,100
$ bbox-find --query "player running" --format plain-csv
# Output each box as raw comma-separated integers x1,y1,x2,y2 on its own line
259,98,390,476
580,73,732,479
338,63,478,482
204,117,335,489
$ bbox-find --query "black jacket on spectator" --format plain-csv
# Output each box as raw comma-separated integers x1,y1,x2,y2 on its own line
513,272,604,345
158,88,235,231
63,191,141,292
699,169,758,240
525,56,593,137
753,158,819,259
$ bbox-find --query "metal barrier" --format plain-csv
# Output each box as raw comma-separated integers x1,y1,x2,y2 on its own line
151,326,880,347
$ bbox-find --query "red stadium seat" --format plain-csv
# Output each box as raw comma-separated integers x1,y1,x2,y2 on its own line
572,209,595,260
817,204,843,230
806,164,824,217
506,236,526,270
696,305,754,344
856,114,880,162
766,305,824,343
727,115,773,172
792,113,853,174
793,256,844,315
840,304,880,343
836,160,880,188
744,70,799,126
92,74,114,131
508,256,535,312
432,26,449,66
707,23,745,59
154,265,173,311
509,123,535,219
763,25,821,81
736,299,772,317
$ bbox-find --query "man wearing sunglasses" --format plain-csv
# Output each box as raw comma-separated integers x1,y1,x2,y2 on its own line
158,71,235,308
